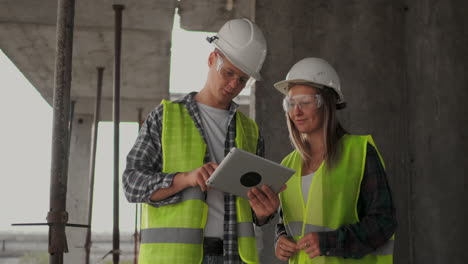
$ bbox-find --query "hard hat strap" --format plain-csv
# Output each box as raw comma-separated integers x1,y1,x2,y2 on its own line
215,53,224,72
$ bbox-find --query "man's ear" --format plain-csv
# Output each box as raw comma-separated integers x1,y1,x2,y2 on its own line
208,51,217,67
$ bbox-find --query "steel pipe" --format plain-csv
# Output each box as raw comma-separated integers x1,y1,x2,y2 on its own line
85,67,104,264
48,0,76,263
112,4,124,264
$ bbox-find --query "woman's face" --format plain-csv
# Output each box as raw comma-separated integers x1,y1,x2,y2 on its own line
286,84,324,135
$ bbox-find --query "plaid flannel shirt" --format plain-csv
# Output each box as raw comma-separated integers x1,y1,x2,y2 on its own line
275,143,397,259
123,92,265,263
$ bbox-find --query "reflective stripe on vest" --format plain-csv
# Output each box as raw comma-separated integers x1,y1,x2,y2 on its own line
280,135,394,263
141,227,204,244
141,222,257,243
284,221,335,238
139,100,260,264
238,222,256,237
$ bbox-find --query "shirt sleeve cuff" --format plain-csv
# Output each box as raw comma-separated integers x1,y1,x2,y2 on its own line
318,231,339,257
145,172,181,207
252,210,277,226
274,230,288,249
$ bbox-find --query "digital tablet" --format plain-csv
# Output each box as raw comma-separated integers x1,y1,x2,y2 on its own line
206,147,296,199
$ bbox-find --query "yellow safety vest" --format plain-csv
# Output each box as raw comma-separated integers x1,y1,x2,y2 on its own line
280,135,394,264
139,100,260,264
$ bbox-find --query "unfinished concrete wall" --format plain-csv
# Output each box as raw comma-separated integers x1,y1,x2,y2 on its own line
254,0,467,263
406,0,468,263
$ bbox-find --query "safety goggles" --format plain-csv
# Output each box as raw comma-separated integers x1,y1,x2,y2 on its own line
215,53,250,87
283,94,323,113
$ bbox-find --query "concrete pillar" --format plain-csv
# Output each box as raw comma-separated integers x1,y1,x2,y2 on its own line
406,1,468,263
65,113,93,263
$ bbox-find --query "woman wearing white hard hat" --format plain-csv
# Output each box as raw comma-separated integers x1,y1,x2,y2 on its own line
274,58,397,263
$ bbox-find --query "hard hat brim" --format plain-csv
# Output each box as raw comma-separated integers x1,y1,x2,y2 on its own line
274,79,322,95
274,79,345,104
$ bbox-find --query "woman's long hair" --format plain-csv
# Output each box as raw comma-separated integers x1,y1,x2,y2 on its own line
286,84,347,169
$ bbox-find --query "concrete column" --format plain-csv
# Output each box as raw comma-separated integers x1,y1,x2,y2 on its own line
406,1,468,263
65,113,93,263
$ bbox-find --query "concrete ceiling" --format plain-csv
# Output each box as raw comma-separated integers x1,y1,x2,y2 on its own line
0,0,253,121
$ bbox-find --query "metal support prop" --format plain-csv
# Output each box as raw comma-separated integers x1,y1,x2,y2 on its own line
132,108,144,264
85,67,104,264
48,0,75,263
68,100,75,152
113,4,124,264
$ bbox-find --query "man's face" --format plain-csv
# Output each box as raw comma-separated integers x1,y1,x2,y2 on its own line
208,51,250,103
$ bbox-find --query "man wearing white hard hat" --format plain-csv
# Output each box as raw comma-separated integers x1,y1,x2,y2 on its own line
273,58,397,263
123,18,278,264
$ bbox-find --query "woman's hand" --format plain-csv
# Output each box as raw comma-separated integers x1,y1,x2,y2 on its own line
297,232,320,259
275,235,299,261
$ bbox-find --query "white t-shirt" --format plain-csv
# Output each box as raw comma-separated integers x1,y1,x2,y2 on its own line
197,102,230,239
301,172,315,204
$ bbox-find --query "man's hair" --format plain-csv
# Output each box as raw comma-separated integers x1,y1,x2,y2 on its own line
286,86,347,169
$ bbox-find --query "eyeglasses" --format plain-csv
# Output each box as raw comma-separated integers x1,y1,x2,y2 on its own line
283,94,323,113
216,53,250,86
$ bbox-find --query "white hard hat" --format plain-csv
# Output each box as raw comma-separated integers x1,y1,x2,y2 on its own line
274,57,345,104
207,18,267,81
